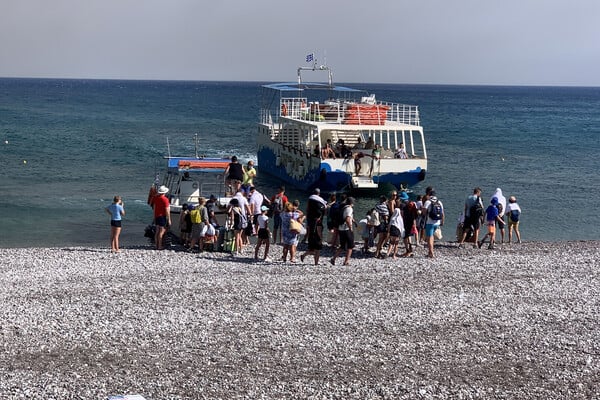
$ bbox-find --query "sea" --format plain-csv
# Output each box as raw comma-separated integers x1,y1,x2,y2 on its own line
1,78,599,248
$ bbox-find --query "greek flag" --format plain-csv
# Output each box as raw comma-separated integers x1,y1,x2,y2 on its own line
306,53,314,63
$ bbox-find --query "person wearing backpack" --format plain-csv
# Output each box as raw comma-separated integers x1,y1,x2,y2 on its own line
458,187,484,248
300,188,328,265
233,189,252,247
374,195,391,259
330,197,355,266
228,198,246,256
505,195,522,244
418,186,435,246
270,186,288,244
281,200,304,263
400,192,419,257
189,197,209,253
423,190,444,258
327,193,346,248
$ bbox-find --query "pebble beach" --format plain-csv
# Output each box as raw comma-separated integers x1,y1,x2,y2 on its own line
1,240,599,399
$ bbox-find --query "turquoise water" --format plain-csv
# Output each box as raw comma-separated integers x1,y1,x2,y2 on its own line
1,79,599,247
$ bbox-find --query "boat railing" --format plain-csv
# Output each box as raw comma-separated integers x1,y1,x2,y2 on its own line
275,97,420,126
380,101,421,126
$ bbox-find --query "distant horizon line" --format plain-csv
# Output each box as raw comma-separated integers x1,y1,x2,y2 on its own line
0,75,598,89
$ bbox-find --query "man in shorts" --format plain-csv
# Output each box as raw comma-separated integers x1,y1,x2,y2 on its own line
458,187,483,248
330,197,355,266
152,185,171,250
423,191,444,258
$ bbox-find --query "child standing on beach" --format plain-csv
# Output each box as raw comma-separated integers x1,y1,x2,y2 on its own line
254,205,270,261
105,195,125,253
505,196,522,244
478,197,505,250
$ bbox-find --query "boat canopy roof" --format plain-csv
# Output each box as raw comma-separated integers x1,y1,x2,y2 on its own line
262,82,363,93
166,157,230,173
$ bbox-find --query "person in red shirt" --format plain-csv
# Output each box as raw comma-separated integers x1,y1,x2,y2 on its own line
152,185,171,250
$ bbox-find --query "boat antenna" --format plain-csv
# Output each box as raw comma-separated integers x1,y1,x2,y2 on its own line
297,52,333,87
194,133,199,158
166,136,171,158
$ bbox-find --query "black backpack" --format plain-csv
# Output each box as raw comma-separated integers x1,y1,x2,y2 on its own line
509,209,520,222
469,197,484,219
271,195,284,214
329,202,348,227
428,200,443,221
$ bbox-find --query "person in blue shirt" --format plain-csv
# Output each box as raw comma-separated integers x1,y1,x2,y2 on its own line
478,197,505,250
105,195,125,253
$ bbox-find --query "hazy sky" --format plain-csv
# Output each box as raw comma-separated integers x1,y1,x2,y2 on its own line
1,0,599,85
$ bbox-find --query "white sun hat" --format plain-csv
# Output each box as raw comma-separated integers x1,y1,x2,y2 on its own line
157,185,169,194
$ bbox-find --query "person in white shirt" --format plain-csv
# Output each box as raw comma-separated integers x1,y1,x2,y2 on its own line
330,197,355,266
248,186,264,235
233,190,252,247
254,206,271,260
387,202,404,259
505,195,522,244
394,142,408,159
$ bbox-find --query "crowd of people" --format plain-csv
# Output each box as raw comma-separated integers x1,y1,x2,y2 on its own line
137,155,523,263
214,183,452,262
457,187,522,249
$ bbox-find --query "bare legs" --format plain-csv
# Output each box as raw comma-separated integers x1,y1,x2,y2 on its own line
508,223,522,243
254,238,270,260
282,244,297,262
110,226,121,252
155,226,166,250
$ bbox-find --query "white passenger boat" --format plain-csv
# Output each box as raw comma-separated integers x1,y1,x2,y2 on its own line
257,62,427,192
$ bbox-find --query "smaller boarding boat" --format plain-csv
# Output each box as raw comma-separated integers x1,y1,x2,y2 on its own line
147,135,233,226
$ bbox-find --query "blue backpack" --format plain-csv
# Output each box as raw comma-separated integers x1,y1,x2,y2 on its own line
509,209,520,222
428,200,443,221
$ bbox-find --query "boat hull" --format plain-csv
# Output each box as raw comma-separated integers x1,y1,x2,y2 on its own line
257,145,426,193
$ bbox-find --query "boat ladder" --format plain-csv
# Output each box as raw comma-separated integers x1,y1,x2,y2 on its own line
351,175,378,189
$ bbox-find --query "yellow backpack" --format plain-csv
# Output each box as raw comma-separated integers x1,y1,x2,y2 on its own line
190,208,201,224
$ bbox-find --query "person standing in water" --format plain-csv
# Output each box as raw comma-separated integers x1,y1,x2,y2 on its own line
105,195,125,253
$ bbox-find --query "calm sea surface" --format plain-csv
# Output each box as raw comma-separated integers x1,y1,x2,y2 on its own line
1,78,599,248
